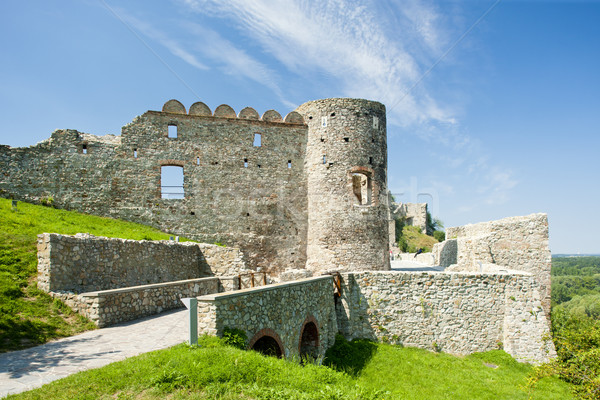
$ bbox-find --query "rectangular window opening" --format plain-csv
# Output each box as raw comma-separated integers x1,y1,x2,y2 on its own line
82,144,87,154
322,155,327,164
344,137,349,142
244,158,248,168
352,173,372,206
287,160,292,169
134,149,138,158
253,133,262,147
161,165,184,199
369,157,373,164
168,124,178,138
196,157,200,165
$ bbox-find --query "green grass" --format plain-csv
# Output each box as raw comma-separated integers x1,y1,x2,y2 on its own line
0,198,189,353
5,335,573,400
399,225,439,253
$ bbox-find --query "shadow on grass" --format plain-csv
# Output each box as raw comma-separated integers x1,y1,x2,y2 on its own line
323,334,378,376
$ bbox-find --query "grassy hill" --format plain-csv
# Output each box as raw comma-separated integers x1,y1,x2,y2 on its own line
6,335,573,400
0,198,187,353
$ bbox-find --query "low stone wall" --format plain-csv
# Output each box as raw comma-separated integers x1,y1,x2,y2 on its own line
440,214,552,316
197,276,337,358
336,271,555,364
37,233,248,293
52,277,237,327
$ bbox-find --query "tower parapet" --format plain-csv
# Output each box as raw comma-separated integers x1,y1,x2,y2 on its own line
296,98,390,274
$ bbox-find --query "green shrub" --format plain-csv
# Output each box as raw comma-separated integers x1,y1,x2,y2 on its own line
433,230,445,242
222,327,247,349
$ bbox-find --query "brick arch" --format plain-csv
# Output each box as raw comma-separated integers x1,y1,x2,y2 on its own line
248,328,284,358
298,315,320,359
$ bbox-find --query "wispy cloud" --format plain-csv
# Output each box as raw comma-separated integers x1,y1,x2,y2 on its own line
112,5,291,106
179,0,455,127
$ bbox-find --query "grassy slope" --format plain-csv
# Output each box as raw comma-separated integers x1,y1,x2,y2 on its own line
0,198,187,353
6,336,573,400
400,225,439,253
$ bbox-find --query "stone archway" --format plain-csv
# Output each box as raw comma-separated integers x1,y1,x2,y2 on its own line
248,328,284,358
299,316,319,359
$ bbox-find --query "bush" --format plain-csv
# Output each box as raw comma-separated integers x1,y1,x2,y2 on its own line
433,230,445,242
222,327,247,350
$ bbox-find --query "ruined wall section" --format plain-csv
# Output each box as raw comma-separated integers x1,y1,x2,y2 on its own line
1,101,309,274
443,214,552,317
0,130,121,214
336,271,555,365
296,98,390,274
116,107,308,274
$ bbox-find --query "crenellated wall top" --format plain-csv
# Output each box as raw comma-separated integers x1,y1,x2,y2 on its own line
160,99,305,125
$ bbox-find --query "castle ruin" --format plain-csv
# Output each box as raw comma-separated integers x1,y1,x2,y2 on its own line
1,98,555,364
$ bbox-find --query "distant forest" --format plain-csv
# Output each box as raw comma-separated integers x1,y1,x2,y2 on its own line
547,256,600,398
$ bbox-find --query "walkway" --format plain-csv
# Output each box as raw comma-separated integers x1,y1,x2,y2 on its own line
390,259,445,272
0,309,188,398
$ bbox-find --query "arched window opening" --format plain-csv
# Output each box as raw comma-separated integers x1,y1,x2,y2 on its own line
161,165,184,199
352,172,372,205
251,335,282,358
299,322,319,360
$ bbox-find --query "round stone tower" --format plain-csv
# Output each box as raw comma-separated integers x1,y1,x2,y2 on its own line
296,98,390,274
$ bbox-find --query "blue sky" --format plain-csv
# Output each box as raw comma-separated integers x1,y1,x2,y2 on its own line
1,0,598,254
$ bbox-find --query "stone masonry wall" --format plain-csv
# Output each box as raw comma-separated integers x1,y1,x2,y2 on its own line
38,233,207,292
443,213,552,317
336,271,555,364
54,277,230,327
1,100,309,275
197,276,337,358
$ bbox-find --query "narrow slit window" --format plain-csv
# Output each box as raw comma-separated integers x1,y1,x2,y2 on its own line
196,157,200,165
369,157,373,164
253,133,262,147
322,155,327,164
134,149,138,158
373,116,379,129
244,158,248,168
82,144,87,154
321,116,327,128
168,124,178,138
287,160,292,169
352,172,372,206
161,165,184,199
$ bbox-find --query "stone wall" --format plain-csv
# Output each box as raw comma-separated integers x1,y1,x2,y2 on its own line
197,276,337,358
54,277,232,327
37,233,247,293
390,202,428,234
336,271,555,364
440,214,552,317
1,101,309,275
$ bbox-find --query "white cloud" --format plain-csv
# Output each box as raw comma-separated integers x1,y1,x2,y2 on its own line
179,0,455,127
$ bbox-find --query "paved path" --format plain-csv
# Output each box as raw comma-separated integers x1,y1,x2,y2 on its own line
0,309,188,398
390,259,445,271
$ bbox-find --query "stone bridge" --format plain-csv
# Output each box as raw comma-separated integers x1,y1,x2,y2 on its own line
197,276,337,359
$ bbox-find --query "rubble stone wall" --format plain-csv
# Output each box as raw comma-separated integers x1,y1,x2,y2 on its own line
197,276,337,358
1,102,309,275
36,233,247,293
336,271,555,364
53,277,233,327
443,214,552,316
